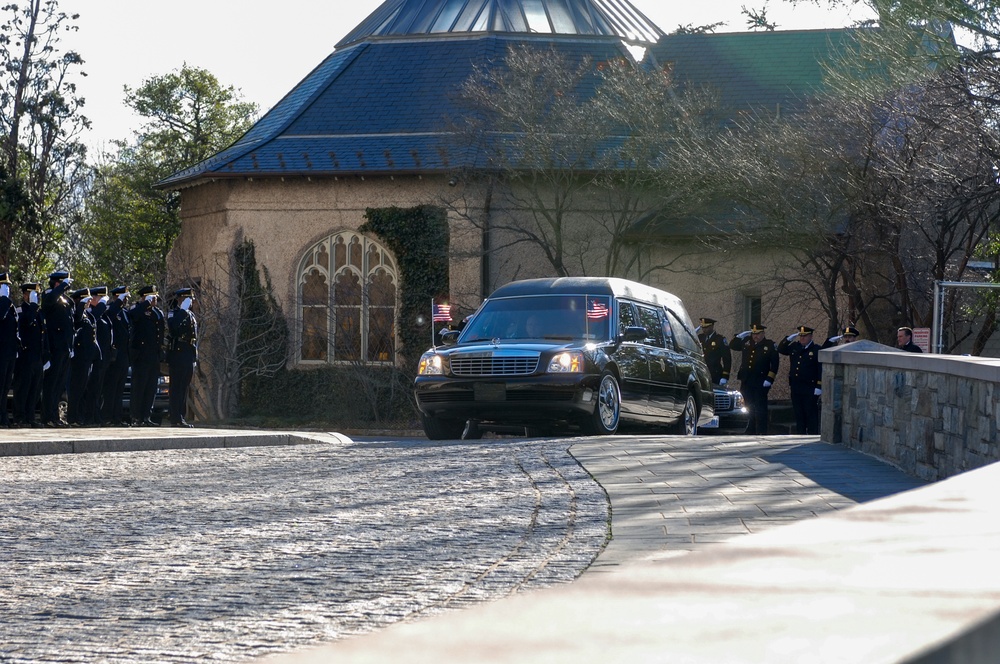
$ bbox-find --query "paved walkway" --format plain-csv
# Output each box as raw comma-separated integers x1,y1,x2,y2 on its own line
0,429,933,663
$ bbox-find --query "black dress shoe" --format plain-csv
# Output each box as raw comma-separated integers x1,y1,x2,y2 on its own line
172,421,194,428
140,419,158,427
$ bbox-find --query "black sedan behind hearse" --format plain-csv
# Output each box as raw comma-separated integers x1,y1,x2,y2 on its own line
414,277,714,439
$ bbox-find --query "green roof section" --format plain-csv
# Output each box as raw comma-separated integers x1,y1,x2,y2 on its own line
651,29,862,112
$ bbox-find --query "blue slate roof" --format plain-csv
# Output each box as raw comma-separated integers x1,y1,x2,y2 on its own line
159,8,862,190
159,33,633,188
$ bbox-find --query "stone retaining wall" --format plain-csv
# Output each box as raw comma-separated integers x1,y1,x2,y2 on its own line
821,340,1000,482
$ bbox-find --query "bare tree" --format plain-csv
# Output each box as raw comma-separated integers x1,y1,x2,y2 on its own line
185,239,288,420
714,28,1000,348
451,44,726,284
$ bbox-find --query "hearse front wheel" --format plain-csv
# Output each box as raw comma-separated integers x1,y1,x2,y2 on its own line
586,371,621,435
421,413,466,440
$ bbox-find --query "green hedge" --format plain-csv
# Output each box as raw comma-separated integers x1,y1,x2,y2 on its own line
240,365,419,428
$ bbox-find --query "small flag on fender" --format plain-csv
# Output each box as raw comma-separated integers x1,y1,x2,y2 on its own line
432,303,452,322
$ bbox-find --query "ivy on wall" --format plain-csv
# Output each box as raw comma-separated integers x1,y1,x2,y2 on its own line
360,205,450,376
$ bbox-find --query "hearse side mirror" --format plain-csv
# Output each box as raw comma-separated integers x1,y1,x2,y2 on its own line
620,326,647,343
439,329,461,345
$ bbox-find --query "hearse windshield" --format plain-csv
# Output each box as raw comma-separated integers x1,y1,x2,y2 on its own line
461,295,612,343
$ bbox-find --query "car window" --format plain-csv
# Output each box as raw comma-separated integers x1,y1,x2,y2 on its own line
660,310,676,349
636,305,665,348
665,308,701,354
618,300,639,335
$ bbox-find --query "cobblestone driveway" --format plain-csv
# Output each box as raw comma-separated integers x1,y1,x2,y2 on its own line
0,439,608,663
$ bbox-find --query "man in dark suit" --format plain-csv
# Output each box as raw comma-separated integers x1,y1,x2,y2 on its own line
167,287,199,427
41,270,75,427
0,272,19,427
129,285,164,426
897,327,923,353
12,282,45,427
101,286,131,426
730,323,780,435
697,317,732,386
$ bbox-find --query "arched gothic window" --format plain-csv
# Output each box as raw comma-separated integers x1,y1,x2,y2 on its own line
298,232,398,364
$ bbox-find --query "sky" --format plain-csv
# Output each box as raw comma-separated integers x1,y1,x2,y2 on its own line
62,0,875,152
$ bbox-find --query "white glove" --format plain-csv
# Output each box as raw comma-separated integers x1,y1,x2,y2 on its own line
69,350,74,359
719,378,727,386
737,330,751,339
43,361,51,371
694,325,702,334
786,333,798,342
814,388,822,396
828,335,842,344
763,380,772,388
63,277,73,285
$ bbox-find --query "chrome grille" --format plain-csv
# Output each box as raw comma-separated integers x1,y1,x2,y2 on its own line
714,391,734,411
450,352,539,376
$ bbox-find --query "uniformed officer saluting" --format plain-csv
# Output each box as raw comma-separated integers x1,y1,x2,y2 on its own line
0,272,19,428
101,286,131,426
12,282,45,427
730,323,780,435
67,287,98,426
167,287,198,427
129,285,164,426
41,270,75,427
778,325,822,435
696,317,732,386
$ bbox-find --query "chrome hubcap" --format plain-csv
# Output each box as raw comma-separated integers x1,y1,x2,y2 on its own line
598,376,620,430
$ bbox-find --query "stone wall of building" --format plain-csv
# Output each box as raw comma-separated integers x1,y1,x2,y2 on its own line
821,340,1000,481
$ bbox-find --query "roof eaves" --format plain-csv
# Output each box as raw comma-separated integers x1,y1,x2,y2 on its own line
156,43,370,190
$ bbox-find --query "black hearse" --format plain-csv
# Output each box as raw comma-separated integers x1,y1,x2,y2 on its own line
414,277,714,439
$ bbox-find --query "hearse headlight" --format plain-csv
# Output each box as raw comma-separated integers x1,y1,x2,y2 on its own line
418,352,444,376
548,351,584,373
733,392,746,409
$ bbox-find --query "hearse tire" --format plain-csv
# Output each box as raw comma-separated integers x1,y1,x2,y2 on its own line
421,414,466,440
586,371,621,435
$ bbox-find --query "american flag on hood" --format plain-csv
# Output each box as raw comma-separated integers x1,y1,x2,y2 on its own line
432,303,452,322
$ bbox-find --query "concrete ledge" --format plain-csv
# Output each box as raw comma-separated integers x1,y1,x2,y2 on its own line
821,340,1000,382
261,460,1000,664
0,429,353,456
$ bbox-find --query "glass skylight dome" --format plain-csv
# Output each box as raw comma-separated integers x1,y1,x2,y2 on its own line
337,0,664,47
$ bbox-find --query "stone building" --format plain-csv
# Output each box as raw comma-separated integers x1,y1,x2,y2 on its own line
161,0,849,414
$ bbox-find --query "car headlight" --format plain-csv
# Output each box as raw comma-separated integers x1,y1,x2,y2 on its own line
418,352,444,376
548,351,584,373
732,392,745,409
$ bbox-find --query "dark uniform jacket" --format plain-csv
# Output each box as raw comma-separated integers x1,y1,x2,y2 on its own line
16,301,44,362
130,299,165,362
777,338,822,391
107,299,131,361
699,330,731,384
730,335,780,387
42,282,75,356
167,307,198,360
91,300,113,364
73,304,100,361
0,295,19,359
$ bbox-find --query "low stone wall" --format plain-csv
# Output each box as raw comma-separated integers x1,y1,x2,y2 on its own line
820,340,1000,482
